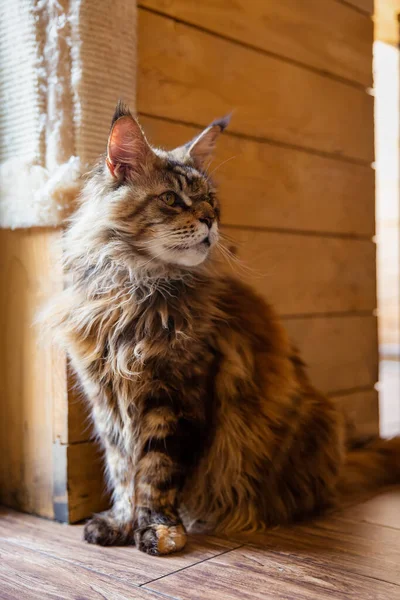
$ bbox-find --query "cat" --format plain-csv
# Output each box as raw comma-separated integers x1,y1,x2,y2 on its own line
46,102,400,556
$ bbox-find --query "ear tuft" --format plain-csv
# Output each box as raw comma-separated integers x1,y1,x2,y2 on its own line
110,100,133,130
210,113,232,132
187,114,231,170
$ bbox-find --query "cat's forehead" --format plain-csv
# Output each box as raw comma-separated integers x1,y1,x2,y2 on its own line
153,148,211,193
165,161,204,189
154,146,196,174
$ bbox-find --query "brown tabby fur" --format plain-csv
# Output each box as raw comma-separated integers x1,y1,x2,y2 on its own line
46,103,400,556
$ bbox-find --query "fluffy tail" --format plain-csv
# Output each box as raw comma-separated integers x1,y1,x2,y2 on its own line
338,436,400,497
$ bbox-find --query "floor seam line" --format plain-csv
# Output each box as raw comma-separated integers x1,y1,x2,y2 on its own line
139,544,245,587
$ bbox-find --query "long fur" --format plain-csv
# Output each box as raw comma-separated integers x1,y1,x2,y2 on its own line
45,107,400,555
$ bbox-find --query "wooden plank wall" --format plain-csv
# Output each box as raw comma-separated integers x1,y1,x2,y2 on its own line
0,229,65,519
64,0,377,521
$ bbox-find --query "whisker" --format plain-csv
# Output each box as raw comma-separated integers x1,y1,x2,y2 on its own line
217,242,266,279
219,231,243,245
202,157,214,177
208,155,237,178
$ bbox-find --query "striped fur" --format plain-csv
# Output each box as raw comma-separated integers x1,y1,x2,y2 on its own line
45,105,400,555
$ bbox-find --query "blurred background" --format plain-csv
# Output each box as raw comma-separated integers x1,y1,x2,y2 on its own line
375,0,400,436
0,0,398,523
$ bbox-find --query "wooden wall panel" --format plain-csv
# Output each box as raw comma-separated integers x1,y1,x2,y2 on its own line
68,384,91,445
140,1,373,86
223,229,376,316
52,356,69,445
0,229,64,519
67,443,110,523
138,10,374,162
54,369,91,445
285,315,378,393
140,116,375,236
339,0,374,15
333,389,379,439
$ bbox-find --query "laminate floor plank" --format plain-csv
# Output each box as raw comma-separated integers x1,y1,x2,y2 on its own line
233,512,400,586
334,487,400,530
0,507,240,587
1,492,400,600
145,544,400,600
0,540,167,600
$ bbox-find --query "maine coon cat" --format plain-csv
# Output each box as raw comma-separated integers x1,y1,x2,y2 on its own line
47,102,400,556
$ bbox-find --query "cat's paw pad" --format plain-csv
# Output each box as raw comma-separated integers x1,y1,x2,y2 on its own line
84,514,132,546
134,523,187,555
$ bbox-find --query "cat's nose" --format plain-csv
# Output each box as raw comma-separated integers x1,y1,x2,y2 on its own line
199,216,213,229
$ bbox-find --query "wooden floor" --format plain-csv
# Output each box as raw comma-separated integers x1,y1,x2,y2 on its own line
1,488,400,599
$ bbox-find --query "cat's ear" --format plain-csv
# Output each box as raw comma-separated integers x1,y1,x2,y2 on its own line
106,107,155,178
187,115,231,170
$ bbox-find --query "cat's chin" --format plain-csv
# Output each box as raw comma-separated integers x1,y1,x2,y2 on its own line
161,243,210,267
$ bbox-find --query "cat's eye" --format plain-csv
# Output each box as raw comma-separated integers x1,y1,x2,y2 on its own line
160,191,177,206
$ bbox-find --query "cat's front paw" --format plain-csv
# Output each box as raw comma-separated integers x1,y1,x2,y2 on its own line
84,512,133,546
134,523,187,555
